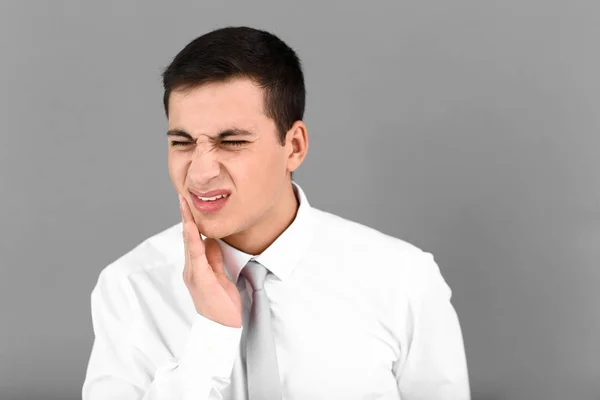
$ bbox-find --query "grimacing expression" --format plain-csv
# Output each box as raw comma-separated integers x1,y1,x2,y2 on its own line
166,78,293,239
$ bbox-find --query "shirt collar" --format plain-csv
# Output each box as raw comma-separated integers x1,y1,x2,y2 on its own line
214,181,316,284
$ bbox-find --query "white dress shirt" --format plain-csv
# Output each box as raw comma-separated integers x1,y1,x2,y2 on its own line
82,182,470,400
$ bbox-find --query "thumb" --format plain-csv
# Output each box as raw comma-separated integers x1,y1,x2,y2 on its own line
204,238,227,277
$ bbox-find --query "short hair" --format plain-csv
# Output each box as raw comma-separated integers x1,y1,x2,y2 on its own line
161,26,306,146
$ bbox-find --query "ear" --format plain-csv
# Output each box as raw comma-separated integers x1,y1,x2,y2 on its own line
285,120,309,173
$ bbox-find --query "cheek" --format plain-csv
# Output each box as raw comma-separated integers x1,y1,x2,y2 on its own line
167,153,188,185
248,151,280,181
225,150,265,178
225,150,280,199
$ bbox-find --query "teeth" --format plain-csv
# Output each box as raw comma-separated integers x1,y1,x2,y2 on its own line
197,194,229,201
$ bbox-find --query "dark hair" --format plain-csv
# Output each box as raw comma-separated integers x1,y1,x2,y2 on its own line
161,26,306,146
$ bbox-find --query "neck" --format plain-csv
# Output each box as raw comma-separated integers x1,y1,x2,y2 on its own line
222,181,299,255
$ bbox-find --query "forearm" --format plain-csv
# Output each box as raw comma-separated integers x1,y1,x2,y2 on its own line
83,279,242,400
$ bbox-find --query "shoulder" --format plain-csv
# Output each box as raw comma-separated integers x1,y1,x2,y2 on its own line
311,207,428,260
310,207,447,292
92,222,183,297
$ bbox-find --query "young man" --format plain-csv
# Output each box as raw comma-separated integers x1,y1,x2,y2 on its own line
82,26,470,400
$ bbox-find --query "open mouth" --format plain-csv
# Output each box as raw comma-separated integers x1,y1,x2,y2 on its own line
190,192,230,213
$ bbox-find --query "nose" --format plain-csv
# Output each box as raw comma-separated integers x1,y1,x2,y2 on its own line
188,145,221,185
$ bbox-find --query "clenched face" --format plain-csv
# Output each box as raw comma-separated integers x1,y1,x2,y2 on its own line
167,78,305,246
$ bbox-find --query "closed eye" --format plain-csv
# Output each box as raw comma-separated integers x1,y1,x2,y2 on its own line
222,140,248,146
170,140,249,148
170,141,191,147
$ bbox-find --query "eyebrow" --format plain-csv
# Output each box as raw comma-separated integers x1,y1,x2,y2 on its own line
166,128,255,141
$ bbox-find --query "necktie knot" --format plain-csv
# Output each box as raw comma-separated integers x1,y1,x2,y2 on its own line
241,260,269,292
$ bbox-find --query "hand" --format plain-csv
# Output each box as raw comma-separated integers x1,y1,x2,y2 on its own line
179,194,243,328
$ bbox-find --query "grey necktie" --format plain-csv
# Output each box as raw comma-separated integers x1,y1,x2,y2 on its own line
240,260,282,400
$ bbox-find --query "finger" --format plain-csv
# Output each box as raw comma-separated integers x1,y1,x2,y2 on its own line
205,238,227,278
179,193,193,225
180,195,191,281
179,194,208,268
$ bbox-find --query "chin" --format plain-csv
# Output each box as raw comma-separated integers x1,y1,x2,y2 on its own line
195,219,237,240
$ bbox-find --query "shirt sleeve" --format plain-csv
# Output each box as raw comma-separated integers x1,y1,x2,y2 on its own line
394,252,471,400
82,268,242,400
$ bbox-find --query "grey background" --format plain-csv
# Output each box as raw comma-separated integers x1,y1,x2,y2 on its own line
1,1,598,399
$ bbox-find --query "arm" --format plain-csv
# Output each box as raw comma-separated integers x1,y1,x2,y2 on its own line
394,252,471,400
82,269,242,400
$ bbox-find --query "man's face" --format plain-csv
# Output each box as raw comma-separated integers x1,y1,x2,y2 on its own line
167,78,292,239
